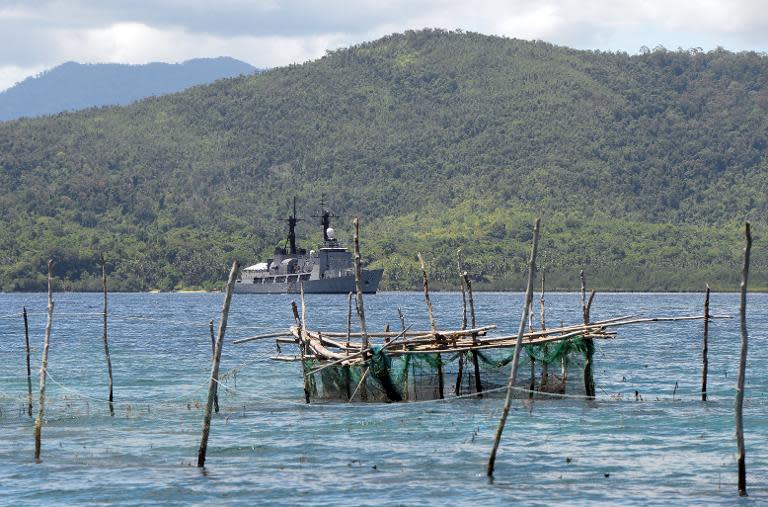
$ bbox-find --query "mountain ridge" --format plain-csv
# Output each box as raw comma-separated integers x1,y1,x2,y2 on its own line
0,57,257,121
0,29,765,291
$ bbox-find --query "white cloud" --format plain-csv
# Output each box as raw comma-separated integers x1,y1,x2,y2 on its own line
1,0,768,92
49,22,351,67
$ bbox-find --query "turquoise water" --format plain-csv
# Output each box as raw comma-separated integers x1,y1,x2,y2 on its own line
0,291,766,505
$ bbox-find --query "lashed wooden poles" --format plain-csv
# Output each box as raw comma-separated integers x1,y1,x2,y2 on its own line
736,222,751,496
100,254,114,416
23,306,32,417
581,270,596,399
197,260,238,468
34,259,54,463
487,218,540,478
702,285,710,402
463,272,483,397
455,249,468,395
209,320,219,414
291,301,311,404
418,253,444,400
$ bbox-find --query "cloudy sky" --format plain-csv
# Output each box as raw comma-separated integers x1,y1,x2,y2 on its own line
1,0,767,91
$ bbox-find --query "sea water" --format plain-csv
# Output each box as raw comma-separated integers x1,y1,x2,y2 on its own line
0,291,765,505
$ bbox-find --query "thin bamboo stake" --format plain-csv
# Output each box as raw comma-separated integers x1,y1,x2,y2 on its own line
100,254,114,416
464,272,483,397
34,259,54,463
233,331,292,344
209,320,219,414
455,249,468,395
580,270,596,399
539,271,548,388
418,253,443,400
291,301,311,404
736,222,751,496
398,308,406,331
488,218,540,478
23,306,32,417
702,285,710,402
346,292,353,352
352,217,369,401
348,368,371,402
300,281,307,332
197,260,238,468
352,218,369,346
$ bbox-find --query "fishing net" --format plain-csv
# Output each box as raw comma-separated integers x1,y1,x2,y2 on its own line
303,336,594,402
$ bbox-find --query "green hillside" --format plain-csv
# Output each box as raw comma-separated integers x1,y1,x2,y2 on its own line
0,29,766,291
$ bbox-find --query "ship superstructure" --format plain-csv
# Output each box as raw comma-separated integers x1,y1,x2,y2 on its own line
234,199,383,294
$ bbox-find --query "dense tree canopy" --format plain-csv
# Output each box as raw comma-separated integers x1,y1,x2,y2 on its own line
0,30,766,291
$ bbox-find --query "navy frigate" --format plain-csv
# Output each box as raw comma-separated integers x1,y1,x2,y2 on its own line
234,200,383,294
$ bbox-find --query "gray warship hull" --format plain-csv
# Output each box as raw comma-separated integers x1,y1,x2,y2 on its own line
234,268,383,294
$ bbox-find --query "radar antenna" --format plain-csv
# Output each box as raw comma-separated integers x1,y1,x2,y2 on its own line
312,196,337,244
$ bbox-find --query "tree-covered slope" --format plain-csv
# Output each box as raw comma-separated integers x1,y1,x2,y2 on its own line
0,30,765,291
0,57,256,121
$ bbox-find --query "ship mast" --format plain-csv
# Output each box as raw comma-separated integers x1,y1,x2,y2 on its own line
286,196,301,255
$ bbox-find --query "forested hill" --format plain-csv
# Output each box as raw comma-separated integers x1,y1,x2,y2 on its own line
0,29,766,292
0,57,256,121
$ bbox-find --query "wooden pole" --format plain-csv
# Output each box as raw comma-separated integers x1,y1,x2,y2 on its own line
539,271,548,388
702,285,710,402
209,319,219,414
736,222,751,496
455,249,468,395
346,292,353,351
100,254,114,416
487,218,540,478
352,217,369,347
418,253,444,400
352,217,369,401
463,272,483,397
197,260,238,468
291,300,311,404
34,259,54,462
23,306,32,417
580,270,596,399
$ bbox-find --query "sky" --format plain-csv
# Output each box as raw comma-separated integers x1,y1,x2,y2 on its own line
1,0,768,91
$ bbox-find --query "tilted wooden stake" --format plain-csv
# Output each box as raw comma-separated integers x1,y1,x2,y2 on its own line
209,319,219,414
702,285,710,402
34,259,54,462
23,306,32,417
197,260,238,468
100,254,114,416
487,218,540,478
418,253,444,400
736,222,751,496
